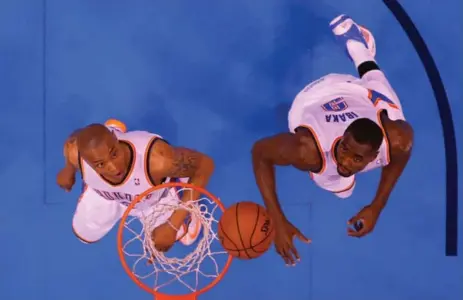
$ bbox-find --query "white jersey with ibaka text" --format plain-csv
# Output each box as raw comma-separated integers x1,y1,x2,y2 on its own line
288,73,406,195
79,127,178,209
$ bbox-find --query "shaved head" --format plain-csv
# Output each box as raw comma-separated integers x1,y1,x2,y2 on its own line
76,123,115,151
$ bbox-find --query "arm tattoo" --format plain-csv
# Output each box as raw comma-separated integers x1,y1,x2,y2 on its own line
167,148,201,178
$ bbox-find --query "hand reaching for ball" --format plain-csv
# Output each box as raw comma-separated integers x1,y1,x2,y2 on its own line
217,201,310,265
273,217,311,266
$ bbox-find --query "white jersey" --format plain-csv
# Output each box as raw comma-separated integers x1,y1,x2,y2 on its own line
79,128,178,208
288,73,405,196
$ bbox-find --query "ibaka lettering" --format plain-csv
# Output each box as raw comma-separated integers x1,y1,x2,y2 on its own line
93,188,153,205
325,112,359,123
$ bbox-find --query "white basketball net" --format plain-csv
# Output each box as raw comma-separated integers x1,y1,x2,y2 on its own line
120,186,229,293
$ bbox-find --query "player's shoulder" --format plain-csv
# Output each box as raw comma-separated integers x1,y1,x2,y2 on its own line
115,129,167,157
385,119,414,155
253,127,318,152
294,126,323,152
117,129,163,143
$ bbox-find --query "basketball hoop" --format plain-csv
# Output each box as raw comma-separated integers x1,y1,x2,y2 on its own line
117,182,232,299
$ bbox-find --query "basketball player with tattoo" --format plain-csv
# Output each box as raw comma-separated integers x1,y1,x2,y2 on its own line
56,119,214,252
251,15,414,265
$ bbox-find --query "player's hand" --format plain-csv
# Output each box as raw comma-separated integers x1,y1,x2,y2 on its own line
151,222,178,252
56,167,76,192
273,217,311,266
347,204,381,237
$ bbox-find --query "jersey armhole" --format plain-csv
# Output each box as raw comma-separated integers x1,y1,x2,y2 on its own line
144,137,169,186
376,109,392,164
295,125,326,174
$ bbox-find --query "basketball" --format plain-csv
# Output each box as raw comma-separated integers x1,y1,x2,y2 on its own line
218,201,275,259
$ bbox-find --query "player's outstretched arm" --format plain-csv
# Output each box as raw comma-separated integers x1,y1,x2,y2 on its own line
56,129,81,192
371,121,414,211
251,131,320,221
348,121,414,237
148,140,215,228
251,131,316,265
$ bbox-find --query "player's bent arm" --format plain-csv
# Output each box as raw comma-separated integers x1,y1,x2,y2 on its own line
56,129,83,191
251,130,320,222
62,129,81,172
149,140,215,227
370,121,414,212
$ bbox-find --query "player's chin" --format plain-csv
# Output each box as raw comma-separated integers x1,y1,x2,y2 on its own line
339,172,352,178
337,167,353,177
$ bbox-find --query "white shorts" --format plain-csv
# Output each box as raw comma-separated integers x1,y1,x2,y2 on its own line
72,186,183,244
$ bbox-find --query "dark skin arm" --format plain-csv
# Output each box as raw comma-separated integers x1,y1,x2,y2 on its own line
56,129,81,191
63,130,80,168
252,129,321,221
148,140,215,229
251,128,316,264
348,120,414,236
372,121,413,210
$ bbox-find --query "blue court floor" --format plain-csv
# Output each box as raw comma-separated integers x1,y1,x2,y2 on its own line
1,0,461,299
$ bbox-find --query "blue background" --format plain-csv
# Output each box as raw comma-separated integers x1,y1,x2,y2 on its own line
1,0,461,299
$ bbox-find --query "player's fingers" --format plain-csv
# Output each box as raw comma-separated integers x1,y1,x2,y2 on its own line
283,245,296,266
296,231,311,244
353,220,364,232
347,215,361,225
277,246,292,265
347,226,367,237
289,245,300,264
347,227,357,235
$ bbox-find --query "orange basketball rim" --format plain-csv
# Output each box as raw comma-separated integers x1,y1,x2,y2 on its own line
117,182,233,300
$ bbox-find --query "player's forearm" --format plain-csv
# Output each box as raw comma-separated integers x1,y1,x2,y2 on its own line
182,154,214,201
62,129,82,170
169,154,215,227
252,148,286,222
371,154,410,211
62,143,78,173
63,160,77,175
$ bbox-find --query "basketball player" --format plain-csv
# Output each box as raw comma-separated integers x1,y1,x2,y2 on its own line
251,15,414,265
56,120,214,252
